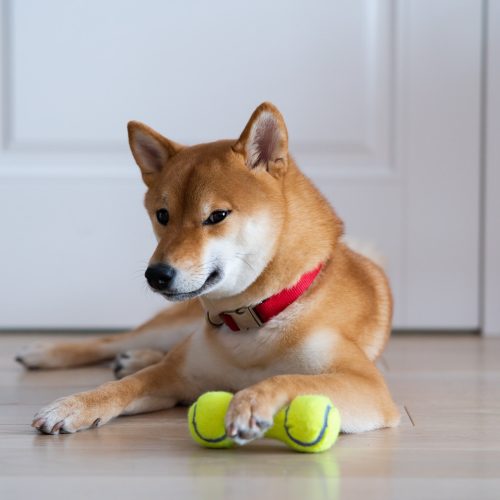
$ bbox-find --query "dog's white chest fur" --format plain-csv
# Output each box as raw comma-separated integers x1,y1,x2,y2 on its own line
182,323,337,393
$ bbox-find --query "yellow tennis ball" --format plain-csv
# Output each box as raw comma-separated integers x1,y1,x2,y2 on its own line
188,392,340,453
267,395,341,453
188,391,234,448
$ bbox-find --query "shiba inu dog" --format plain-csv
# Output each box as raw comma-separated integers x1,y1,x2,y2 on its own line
17,102,400,440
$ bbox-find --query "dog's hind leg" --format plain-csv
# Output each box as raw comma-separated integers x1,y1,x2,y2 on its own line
15,300,203,369
112,348,165,378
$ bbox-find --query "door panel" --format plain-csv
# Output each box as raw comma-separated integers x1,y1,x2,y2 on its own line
0,0,481,328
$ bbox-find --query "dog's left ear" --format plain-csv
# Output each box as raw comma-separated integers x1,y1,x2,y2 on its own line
233,102,288,177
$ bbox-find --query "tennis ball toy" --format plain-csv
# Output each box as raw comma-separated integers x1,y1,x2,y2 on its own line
188,391,341,453
188,391,234,448
266,394,341,452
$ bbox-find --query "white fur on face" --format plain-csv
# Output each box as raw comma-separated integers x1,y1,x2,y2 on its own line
203,213,276,299
148,211,277,300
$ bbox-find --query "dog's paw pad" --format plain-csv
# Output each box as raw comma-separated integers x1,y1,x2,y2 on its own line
112,349,164,379
225,391,274,445
32,397,79,434
32,395,98,434
15,343,60,369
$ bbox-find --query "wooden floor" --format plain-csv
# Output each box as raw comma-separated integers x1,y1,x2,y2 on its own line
1,333,499,500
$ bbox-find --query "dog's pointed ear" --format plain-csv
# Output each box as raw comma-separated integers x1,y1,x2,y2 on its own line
127,121,183,186
233,102,288,177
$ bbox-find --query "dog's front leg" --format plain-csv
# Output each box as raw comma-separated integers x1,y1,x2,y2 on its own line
225,344,400,443
32,341,192,434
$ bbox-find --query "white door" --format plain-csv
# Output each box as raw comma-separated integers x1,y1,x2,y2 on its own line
0,0,482,330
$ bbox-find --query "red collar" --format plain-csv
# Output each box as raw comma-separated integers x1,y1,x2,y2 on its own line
209,264,323,332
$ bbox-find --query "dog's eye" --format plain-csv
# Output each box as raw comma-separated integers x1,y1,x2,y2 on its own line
203,210,231,226
156,209,169,226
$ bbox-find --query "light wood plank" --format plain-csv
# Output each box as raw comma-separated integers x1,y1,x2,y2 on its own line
0,333,499,500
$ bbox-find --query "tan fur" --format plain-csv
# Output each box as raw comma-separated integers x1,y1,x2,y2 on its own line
22,102,399,438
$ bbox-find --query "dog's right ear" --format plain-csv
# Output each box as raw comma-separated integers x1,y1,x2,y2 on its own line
127,121,183,186
233,102,289,178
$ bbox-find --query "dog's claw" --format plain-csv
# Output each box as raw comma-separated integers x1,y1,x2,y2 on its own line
227,423,237,437
256,419,272,431
32,418,44,429
237,429,254,440
51,421,64,434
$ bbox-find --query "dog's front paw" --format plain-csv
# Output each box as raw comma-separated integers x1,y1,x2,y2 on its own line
225,390,274,445
15,342,63,369
112,349,164,379
32,394,103,434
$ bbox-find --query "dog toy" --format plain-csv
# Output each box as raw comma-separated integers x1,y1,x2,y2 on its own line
188,391,341,453
188,391,234,448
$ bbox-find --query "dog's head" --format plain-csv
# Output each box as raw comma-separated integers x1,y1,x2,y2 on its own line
128,102,290,301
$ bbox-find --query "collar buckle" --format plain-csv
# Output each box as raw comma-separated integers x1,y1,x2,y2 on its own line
222,306,263,330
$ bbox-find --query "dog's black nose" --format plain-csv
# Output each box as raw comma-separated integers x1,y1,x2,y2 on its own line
145,264,177,291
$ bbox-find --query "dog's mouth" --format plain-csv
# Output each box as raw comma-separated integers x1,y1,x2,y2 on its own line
160,269,223,301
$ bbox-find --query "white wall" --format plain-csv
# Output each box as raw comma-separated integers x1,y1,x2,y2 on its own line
483,0,500,336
